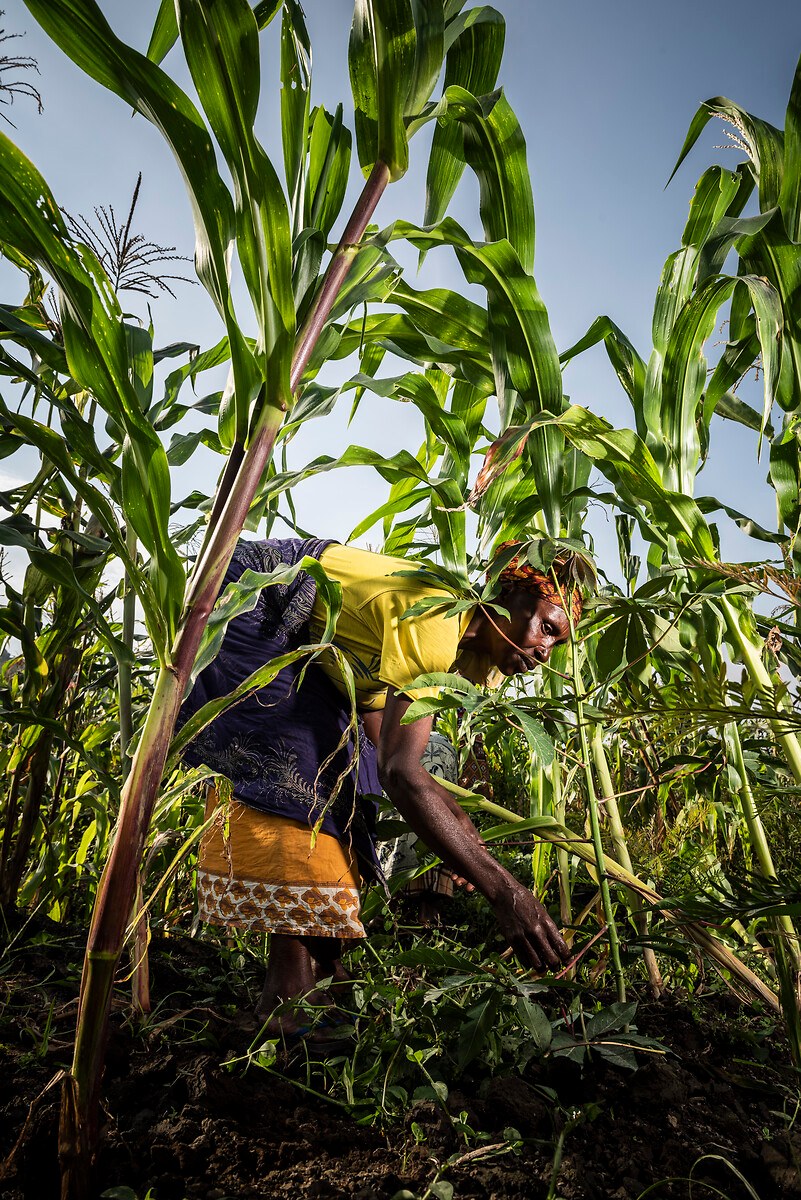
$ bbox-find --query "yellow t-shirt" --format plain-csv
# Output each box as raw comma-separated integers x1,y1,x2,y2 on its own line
307,544,498,711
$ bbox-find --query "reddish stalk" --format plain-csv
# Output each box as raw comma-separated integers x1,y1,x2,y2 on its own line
60,159,393,1200
202,162,389,541
290,162,390,391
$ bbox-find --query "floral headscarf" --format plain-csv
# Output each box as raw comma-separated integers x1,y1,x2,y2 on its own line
493,542,583,625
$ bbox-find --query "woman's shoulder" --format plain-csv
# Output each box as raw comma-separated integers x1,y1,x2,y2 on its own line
323,545,458,606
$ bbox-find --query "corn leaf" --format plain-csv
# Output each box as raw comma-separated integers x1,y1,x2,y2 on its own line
146,0,178,64
307,105,352,240
281,0,312,229
0,395,162,644
779,51,801,241
406,0,445,118
444,85,534,273
0,130,184,643
424,5,505,227
556,406,718,562
178,0,294,428
670,95,784,212
350,0,416,180
738,209,801,416
24,0,261,449
660,274,781,488
389,219,561,416
190,558,343,686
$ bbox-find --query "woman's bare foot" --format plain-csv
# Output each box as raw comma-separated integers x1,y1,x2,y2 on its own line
255,933,352,1043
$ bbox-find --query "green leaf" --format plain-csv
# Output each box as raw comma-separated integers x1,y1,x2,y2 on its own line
348,369,471,478
556,406,718,562
584,1001,638,1039
326,241,401,325
166,428,222,466
515,996,552,1051
669,95,784,212
24,545,134,666
681,166,742,251
252,0,283,29
146,0,178,63
395,945,477,970
0,302,69,374
455,991,500,1069
0,606,47,694
511,709,554,766
424,5,505,227
404,670,480,691
444,85,534,273
320,311,492,388
659,273,781,489
696,495,783,546
738,208,801,416
349,0,416,180
0,514,41,551
348,484,430,542
281,0,312,226
560,316,646,412
595,1043,639,1071
391,278,490,358
388,219,560,421
406,0,445,119
170,642,339,766
0,130,184,642
307,104,352,240
24,0,261,443
400,695,462,722
190,558,342,686
0,394,164,652
770,418,801,536
780,51,801,241
704,324,762,430
178,0,294,427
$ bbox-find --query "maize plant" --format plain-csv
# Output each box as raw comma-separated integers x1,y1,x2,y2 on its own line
1,3,801,1197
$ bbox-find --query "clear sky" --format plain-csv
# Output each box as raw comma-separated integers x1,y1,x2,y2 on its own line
2,0,800,578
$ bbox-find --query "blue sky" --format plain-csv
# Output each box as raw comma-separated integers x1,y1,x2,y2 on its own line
2,0,800,577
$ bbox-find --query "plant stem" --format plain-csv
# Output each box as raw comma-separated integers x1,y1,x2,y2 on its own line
130,874,150,1017
118,526,137,766
290,161,390,391
570,638,626,1002
60,402,285,1200
529,759,550,893
720,597,801,785
551,755,572,928
590,725,664,997
724,720,801,1066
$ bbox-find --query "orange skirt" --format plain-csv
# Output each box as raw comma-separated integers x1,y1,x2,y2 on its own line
197,791,364,939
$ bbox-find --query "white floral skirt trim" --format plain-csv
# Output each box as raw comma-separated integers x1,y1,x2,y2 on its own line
197,796,364,938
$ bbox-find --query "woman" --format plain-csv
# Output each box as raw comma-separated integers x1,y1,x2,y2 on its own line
180,538,581,1042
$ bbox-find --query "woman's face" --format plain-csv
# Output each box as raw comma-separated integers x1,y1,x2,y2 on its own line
487,588,572,676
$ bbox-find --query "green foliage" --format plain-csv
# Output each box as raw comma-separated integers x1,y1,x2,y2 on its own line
0,0,800,1121
239,928,670,1122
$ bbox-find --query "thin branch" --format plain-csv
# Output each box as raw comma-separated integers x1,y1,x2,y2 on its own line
0,14,42,126
63,173,195,299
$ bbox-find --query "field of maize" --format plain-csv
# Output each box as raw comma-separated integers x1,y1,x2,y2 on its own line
1,3,801,1198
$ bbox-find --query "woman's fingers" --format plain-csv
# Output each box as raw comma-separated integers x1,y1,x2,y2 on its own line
448,871,475,892
512,934,543,972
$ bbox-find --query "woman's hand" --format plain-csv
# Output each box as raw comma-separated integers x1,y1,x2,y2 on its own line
378,690,570,971
491,881,570,971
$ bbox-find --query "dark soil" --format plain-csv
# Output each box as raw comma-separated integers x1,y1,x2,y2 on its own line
1,917,799,1200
